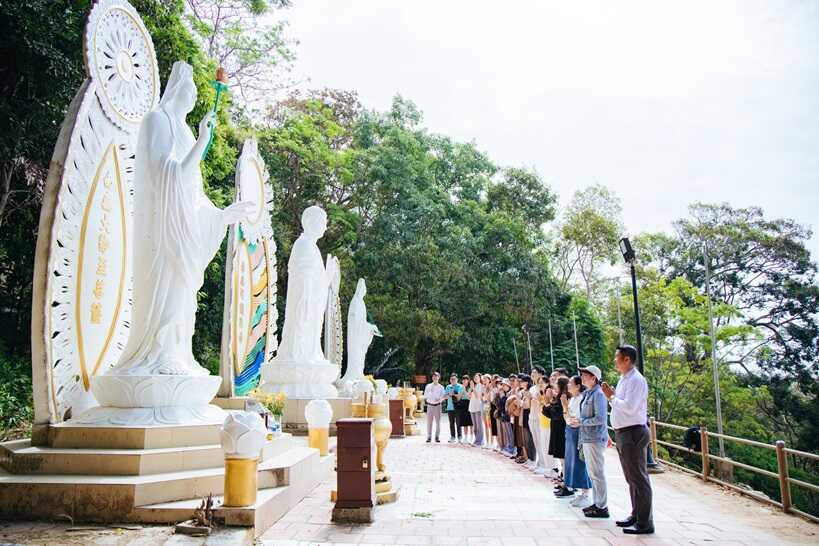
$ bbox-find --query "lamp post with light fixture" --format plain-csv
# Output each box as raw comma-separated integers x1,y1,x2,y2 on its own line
619,237,661,470
619,237,644,374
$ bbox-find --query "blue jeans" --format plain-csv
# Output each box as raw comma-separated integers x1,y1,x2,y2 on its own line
470,411,484,445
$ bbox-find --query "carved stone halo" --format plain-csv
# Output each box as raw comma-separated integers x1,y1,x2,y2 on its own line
85,0,159,131
236,138,274,245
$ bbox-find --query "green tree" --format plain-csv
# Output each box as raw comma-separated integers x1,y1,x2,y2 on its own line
184,0,295,114
552,184,623,301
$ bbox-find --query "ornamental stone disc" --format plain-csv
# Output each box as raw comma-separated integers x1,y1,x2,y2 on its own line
85,0,159,132
32,0,159,425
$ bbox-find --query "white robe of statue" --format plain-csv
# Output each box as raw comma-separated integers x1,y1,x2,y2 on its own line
111,61,253,377
275,206,330,364
262,205,341,398
341,278,381,387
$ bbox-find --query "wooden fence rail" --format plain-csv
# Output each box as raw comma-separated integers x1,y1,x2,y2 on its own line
648,417,818,525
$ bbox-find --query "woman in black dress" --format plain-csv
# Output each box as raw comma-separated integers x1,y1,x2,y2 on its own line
457,375,472,442
547,376,569,486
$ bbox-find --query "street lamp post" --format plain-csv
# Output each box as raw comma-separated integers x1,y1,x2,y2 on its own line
548,318,555,373
522,324,534,370
703,244,726,458
512,337,521,374
572,312,580,372
619,236,660,470
619,237,644,374
615,287,625,345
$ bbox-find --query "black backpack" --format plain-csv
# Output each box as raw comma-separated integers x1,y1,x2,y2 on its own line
683,426,702,452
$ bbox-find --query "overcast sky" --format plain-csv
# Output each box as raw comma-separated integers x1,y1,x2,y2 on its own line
283,1,819,258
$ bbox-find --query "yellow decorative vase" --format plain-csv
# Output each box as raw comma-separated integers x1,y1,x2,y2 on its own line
308,427,329,456
223,457,259,507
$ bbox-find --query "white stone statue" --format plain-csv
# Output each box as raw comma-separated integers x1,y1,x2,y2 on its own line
80,61,254,425
115,61,253,377
261,206,340,398
339,278,381,392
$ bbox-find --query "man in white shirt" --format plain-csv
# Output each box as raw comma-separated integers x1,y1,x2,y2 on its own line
601,345,654,535
424,371,446,443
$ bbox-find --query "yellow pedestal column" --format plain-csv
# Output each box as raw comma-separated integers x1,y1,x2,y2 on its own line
223,457,259,507
308,427,330,456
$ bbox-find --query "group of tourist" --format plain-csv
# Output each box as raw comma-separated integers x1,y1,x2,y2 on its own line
423,345,655,535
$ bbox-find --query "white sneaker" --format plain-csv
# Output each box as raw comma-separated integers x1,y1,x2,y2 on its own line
534,468,546,475
570,494,591,508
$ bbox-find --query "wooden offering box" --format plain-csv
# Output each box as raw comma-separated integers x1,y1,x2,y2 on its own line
389,399,405,438
335,418,376,509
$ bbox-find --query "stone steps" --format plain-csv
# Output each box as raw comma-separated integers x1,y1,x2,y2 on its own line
0,434,293,476
0,446,320,521
132,450,335,537
44,422,222,449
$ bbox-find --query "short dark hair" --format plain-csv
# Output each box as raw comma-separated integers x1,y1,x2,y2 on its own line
531,365,546,375
450,373,458,379
509,373,518,379
554,367,569,377
432,371,440,377
518,374,531,385
616,345,639,364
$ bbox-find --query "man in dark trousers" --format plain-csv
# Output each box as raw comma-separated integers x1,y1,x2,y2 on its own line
601,345,654,535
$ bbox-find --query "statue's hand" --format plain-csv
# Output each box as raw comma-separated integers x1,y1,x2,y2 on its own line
198,110,216,143
222,201,255,225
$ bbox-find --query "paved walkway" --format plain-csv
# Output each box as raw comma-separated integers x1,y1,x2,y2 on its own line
260,423,817,546
0,423,816,545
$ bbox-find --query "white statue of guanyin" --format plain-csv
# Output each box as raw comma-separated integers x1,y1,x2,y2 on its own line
261,205,341,398
116,60,253,376
339,278,381,394
83,61,253,425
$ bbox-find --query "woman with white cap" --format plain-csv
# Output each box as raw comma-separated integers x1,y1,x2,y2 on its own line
578,364,610,519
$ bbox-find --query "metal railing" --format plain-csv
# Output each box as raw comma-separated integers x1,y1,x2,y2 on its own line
649,418,819,524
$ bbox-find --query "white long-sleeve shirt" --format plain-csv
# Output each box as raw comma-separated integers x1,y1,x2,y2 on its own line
609,367,648,430
424,382,446,405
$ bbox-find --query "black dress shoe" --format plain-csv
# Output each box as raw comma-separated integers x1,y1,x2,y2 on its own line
622,525,654,535
582,505,596,513
584,506,610,518
616,517,636,528
554,486,574,498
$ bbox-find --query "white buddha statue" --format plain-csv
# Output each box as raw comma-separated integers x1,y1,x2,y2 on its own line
262,205,340,398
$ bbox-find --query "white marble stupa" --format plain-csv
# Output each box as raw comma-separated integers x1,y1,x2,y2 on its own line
261,206,340,398
76,61,254,426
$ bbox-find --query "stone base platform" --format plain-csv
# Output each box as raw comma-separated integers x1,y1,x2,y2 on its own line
0,422,331,536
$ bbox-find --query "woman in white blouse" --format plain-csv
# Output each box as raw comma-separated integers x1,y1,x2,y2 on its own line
469,372,485,446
